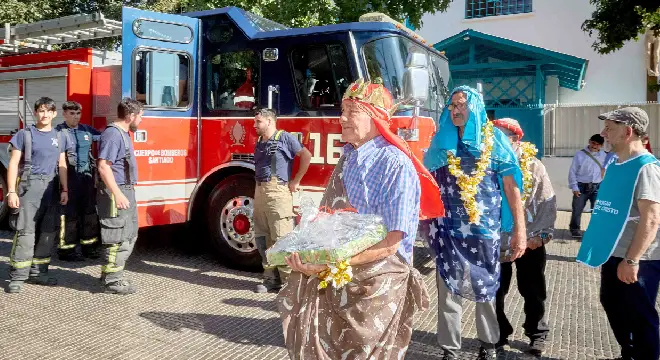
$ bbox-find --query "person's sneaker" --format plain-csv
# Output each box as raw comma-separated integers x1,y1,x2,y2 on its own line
441,351,457,360
571,230,583,239
255,283,281,293
26,275,58,286
476,346,497,360
527,337,546,357
6,280,24,293
104,280,136,295
59,252,86,262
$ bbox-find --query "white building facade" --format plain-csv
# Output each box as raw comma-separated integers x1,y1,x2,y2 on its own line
418,0,650,104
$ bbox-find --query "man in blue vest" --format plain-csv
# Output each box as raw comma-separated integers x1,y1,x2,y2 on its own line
56,101,101,261
252,108,311,293
577,107,660,360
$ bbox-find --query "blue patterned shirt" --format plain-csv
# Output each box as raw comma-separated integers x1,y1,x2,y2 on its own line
425,141,519,302
342,136,420,263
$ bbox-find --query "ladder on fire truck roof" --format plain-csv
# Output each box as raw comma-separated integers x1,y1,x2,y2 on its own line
0,12,121,55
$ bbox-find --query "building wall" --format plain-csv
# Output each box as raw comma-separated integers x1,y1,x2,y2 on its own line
418,0,648,104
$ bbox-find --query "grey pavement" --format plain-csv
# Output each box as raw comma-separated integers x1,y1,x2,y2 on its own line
0,212,630,359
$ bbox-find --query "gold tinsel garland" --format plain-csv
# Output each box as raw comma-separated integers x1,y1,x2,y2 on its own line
317,260,353,289
447,122,495,225
519,141,538,203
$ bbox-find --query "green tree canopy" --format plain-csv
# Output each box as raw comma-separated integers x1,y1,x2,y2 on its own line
0,0,451,33
582,1,660,54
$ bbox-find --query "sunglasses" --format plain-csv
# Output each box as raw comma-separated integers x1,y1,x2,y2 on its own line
447,102,467,111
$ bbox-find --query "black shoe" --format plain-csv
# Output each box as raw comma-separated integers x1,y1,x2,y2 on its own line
441,351,457,360
26,275,58,286
495,338,509,349
571,230,583,239
59,252,85,262
476,346,497,360
83,249,101,259
527,337,546,357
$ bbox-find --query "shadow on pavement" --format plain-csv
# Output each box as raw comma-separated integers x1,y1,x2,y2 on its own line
222,297,278,312
0,238,103,293
125,225,261,291
140,311,285,347
410,330,562,360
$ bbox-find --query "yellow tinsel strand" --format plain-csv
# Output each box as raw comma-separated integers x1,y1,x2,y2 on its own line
518,142,538,203
317,260,353,290
447,122,495,225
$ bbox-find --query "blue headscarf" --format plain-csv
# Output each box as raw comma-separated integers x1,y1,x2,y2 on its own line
423,86,522,232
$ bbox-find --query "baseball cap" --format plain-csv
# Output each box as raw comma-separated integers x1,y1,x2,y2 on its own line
598,107,650,133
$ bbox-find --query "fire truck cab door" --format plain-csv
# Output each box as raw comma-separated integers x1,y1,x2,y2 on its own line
121,7,200,226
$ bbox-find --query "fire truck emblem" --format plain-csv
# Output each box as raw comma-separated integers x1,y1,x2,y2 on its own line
230,122,246,146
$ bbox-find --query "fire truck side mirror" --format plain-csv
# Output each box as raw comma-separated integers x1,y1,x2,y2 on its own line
402,51,429,105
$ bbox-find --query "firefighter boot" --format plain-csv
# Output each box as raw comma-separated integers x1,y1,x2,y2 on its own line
104,279,137,295
59,249,85,262
82,242,101,259
27,275,58,286
6,280,24,294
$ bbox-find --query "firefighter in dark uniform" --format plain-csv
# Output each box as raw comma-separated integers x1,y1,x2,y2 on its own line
5,97,71,293
96,98,143,295
252,108,312,293
56,101,102,261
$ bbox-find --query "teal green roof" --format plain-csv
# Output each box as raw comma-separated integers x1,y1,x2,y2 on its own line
433,29,588,91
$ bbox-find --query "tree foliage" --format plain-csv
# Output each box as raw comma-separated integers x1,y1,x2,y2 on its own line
0,0,451,33
582,1,660,54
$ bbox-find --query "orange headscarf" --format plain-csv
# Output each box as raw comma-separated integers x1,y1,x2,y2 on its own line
342,79,444,219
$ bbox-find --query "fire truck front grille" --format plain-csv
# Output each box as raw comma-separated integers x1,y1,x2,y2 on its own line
232,154,255,163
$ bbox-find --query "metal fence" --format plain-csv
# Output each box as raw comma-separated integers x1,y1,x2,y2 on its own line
543,102,660,157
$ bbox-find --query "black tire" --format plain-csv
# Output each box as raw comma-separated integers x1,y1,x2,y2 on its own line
206,173,261,270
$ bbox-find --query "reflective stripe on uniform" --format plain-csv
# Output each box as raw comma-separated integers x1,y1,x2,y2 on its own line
101,244,122,273
31,257,51,265
80,237,98,245
58,214,76,249
110,193,117,218
9,232,31,268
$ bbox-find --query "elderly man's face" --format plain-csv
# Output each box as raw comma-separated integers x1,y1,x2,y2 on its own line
340,101,374,145
449,92,469,128
601,120,628,152
507,134,520,151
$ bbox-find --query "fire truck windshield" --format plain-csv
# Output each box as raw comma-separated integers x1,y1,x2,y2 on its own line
363,35,451,113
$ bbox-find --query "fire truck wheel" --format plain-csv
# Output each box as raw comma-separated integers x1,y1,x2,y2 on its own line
206,174,261,270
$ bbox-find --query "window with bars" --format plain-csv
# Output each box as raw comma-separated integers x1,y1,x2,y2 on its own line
465,0,532,19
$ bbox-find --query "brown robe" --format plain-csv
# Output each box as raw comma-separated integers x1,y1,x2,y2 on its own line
276,156,429,359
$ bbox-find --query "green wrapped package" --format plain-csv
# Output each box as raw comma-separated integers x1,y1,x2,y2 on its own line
266,212,388,266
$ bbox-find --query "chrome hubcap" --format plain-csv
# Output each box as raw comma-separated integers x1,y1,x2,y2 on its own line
219,196,255,253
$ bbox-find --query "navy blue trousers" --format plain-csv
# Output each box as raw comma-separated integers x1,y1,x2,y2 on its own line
600,257,660,360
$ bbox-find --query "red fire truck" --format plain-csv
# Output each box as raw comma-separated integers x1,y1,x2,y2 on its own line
0,7,451,269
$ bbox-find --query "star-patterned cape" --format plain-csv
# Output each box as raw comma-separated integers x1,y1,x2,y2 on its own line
422,142,519,302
